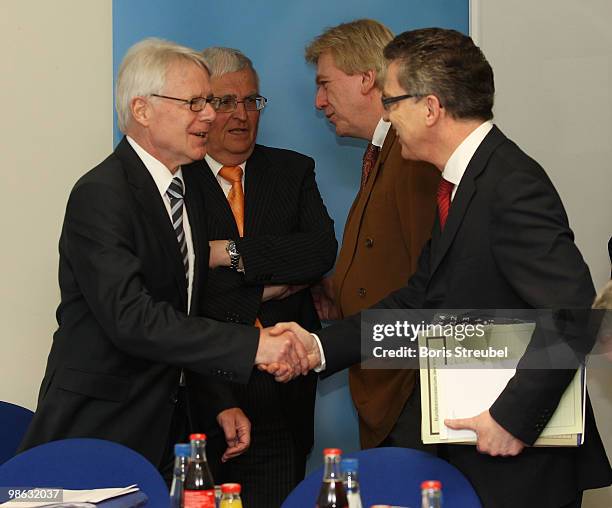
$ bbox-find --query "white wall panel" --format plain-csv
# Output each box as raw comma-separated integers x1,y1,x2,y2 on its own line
474,2,612,505
0,0,113,408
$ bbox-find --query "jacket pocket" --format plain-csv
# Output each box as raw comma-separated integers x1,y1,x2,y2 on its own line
56,367,130,402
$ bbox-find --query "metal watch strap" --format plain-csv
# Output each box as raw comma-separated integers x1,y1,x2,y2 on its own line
226,240,240,270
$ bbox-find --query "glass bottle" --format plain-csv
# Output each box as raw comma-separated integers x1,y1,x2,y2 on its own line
170,443,190,508
316,448,348,508
421,480,442,508
219,483,243,508
183,433,216,508
341,458,363,508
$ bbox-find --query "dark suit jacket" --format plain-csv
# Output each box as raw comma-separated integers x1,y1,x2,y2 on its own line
332,128,439,448
318,126,612,507
184,144,337,455
19,138,260,467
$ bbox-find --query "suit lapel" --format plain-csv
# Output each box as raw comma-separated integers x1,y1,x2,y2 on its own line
244,146,275,236
183,168,209,313
337,129,397,277
191,159,240,239
116,138,188,307
429,126,507,276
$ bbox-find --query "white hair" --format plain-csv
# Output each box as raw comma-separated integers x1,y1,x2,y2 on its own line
115,38,208,133
200,47,259,88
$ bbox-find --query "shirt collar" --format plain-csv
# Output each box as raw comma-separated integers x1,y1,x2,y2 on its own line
205,154,247,178
372,119,392,147
442,121,493,187
126,136,183,196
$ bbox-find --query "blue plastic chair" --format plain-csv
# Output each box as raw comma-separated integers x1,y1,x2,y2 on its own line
283,447,482,508
0,438,169,507
0,401,34,465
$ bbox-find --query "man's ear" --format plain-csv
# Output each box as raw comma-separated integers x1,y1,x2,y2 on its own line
131,96,151,127
424,94,443,127
360,69,377,94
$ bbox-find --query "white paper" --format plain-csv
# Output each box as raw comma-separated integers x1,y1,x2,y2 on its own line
0,485,139,507
438,368,515,440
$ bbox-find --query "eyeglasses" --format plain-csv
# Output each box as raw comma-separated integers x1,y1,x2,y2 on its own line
216,95,268,113
381,94,422,111
150,93,223,112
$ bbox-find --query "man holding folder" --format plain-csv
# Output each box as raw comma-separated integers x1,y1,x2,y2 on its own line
268,28,611,507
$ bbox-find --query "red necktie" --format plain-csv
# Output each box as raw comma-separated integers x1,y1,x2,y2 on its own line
360,143,380,189
437,178,454,231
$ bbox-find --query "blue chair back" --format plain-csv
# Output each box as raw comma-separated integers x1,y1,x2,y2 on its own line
0,438,169,507
0,401,34,465
283,447,482,508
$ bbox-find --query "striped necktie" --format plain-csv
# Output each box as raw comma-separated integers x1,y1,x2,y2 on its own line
166,177,189,280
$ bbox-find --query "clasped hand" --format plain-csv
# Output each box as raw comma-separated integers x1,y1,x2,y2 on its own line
255,322,321,382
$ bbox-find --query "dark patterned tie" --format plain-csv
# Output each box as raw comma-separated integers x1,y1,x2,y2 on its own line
166,177,189,279
437,177,454,231
360,142,380,189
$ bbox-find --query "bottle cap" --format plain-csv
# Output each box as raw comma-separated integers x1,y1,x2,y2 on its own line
323,448,342,456
341,458,358,473
421,480,442,490
189,433,207,441
174,443,191,457
221,483,241,494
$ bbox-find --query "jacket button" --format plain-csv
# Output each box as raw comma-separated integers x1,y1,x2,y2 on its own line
358,288,367,298
365,238,374,248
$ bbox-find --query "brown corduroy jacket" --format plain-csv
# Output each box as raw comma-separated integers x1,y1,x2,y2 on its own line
332,127,439,449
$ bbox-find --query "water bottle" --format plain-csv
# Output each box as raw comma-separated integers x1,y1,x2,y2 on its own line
341,458,363,508
421,480,442,508
169,443,190,508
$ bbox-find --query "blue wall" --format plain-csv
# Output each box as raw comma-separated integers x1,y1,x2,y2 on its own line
113,0,469,471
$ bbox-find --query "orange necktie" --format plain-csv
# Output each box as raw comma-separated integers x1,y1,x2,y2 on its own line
219,165,245,237
219,165,262,328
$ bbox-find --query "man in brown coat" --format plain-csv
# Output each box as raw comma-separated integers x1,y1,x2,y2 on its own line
305,19,439,450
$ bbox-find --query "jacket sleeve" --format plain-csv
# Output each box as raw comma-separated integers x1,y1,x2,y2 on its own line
487,165,595,444
236,157,337,285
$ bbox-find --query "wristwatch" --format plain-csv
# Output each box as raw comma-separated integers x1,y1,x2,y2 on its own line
226,239,241,271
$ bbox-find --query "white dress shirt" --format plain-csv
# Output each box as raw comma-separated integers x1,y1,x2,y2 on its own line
126,136,195,312
372,118,392,148
442,120,494,201
205,154,247,198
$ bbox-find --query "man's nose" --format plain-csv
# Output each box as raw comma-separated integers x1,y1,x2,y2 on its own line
315,86,327,110
199,102,216,122
232,101,248,120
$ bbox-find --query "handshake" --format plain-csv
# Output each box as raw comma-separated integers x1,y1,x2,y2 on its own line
254,322,322,382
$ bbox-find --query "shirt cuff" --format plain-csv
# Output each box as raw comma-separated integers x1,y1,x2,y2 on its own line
311,333,326,372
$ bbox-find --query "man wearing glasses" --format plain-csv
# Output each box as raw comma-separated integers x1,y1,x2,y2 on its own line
270,28,612,507
19,38,310,482
304,19,439,452
183,47,337,508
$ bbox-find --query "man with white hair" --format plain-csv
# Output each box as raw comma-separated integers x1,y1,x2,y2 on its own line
18,38,309,479
184,47,336,507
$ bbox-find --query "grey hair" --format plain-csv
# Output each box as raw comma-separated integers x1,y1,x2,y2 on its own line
200,47,259,88
115,37,209,133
